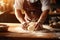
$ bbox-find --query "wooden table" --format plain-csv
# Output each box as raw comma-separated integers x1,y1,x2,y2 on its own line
0,23,60,40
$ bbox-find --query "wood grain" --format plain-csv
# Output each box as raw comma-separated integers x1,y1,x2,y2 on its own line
0,23,59,38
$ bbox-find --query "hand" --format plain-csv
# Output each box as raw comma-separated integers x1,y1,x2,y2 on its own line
34,22,43,31
21,22,29,30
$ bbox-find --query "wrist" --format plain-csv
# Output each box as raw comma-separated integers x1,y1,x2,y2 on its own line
36,21,43,25
22,22,26,24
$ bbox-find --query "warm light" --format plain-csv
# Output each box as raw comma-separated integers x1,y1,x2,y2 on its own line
0,1,5,6
0,0,14,12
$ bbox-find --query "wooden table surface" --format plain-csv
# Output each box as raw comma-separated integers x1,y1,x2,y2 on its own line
0,23,60,39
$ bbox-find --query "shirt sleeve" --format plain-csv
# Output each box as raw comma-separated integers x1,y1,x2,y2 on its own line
14,0,24,10
40,0,50,11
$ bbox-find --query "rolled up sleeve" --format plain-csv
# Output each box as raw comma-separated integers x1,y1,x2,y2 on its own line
14,0,24,10
40,0,50,11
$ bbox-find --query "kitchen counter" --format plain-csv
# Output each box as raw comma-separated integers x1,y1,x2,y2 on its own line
0,23,60,40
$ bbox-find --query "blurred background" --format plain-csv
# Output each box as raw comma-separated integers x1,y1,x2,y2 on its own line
0,0,20,23
0,0,60,25
0,0,14,12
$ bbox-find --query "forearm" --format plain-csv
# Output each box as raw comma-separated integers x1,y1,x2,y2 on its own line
15,9,26,23
37,10,49,24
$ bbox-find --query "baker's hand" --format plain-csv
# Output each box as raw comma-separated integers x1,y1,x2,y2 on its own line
21,22,29,30
32,22,43,31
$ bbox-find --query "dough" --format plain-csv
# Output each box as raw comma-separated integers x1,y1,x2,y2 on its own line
27,22,36,31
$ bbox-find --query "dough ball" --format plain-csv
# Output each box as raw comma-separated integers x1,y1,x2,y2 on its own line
27,22,36,31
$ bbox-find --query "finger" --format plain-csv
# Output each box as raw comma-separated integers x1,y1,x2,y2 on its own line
34,24,43,31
